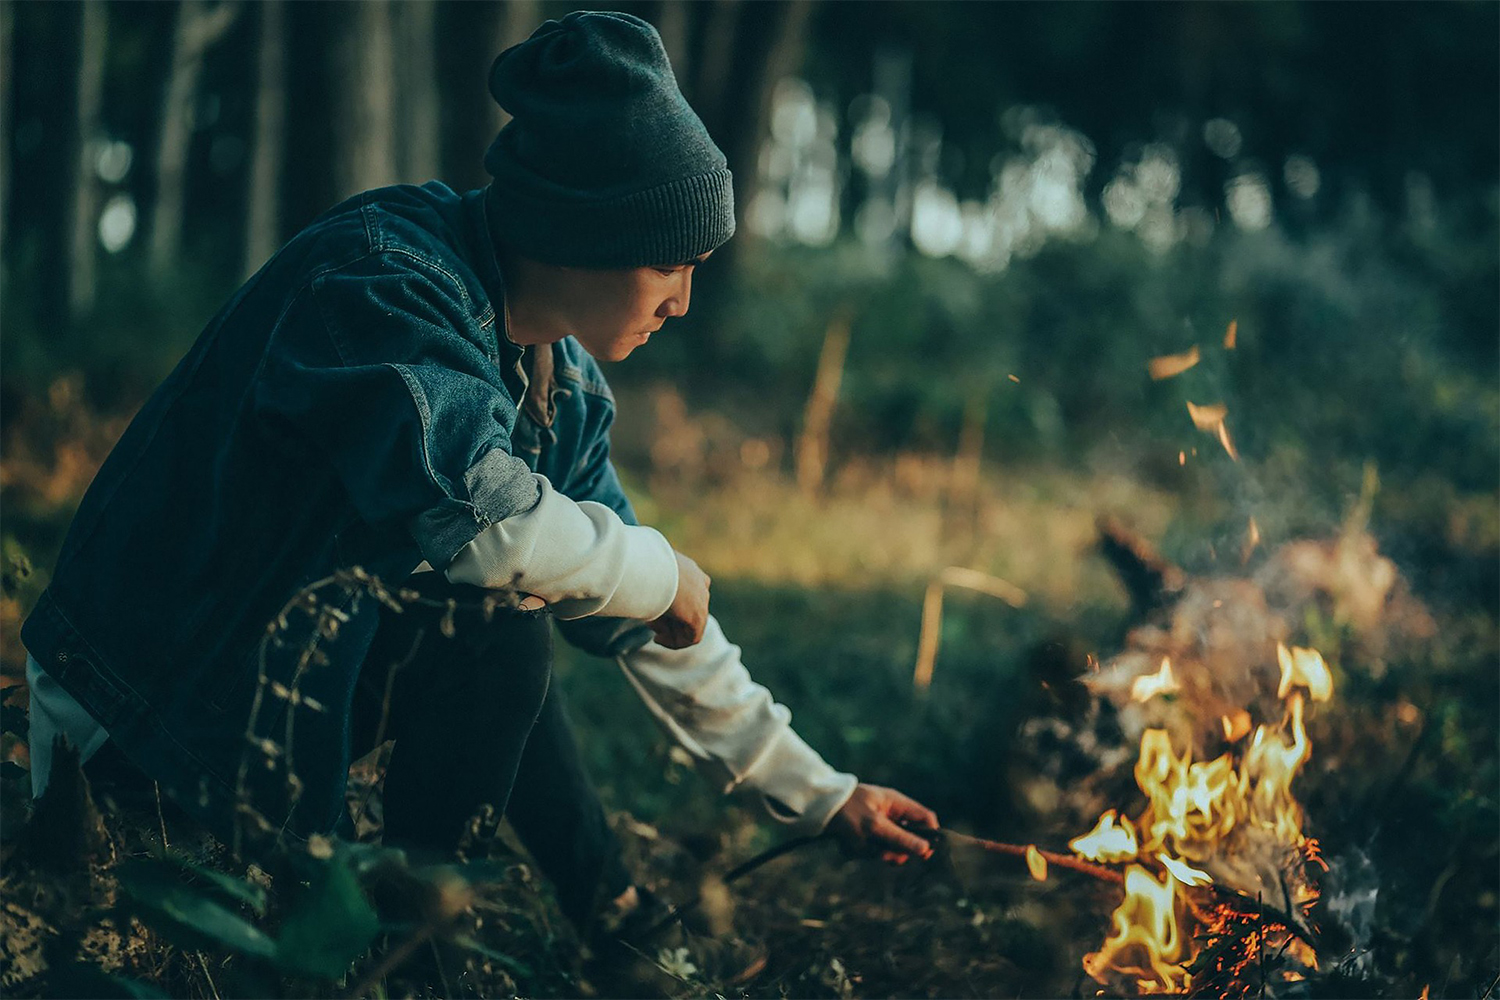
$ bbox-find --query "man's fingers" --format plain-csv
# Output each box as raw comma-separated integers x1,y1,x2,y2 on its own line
872,815,933,858
890,796,940,830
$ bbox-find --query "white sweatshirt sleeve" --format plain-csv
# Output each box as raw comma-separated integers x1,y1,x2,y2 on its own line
615,615,858,835
443,473,679,623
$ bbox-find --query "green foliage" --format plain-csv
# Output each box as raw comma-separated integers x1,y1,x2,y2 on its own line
115,857,280,962
272,848,380,980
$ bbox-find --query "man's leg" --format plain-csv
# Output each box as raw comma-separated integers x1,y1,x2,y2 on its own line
503,681,633,930
350,576,554,856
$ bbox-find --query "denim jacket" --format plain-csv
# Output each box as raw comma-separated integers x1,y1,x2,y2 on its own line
21,183,655,845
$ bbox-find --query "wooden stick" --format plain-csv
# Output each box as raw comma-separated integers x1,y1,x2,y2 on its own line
941,828,1318,950
941,829,1123,884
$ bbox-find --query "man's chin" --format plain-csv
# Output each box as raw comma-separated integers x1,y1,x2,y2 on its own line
577,333,648,363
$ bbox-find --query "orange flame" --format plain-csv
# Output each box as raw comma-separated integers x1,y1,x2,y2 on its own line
1083,865,1191,995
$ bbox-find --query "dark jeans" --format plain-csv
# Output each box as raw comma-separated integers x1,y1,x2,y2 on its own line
347,574,631,928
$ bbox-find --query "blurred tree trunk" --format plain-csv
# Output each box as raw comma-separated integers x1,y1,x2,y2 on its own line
692,0,812,262
492,0,541,130
0,1,13,261
692,0,739,137
243,0,286,278
395,0,439,184
67,0,107,322
653,0,691,84
149,0,240,277
332,0,397,199
795,308,850,496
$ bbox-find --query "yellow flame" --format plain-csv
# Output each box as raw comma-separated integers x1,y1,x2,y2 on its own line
1157,853,1212,887
1131,657,1180,702
1070,810,1140,863
1082,644,1334,991
1026,844,1048,881
1277,643,1332,701
1224,319,1238,350
1083,865,1191,994
1135,730,1242,861
1149,346,1201,380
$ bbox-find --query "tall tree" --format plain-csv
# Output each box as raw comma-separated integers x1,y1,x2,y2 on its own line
332,0,398,200
395,0,440,184
692,0,740,134
149,0,240,278
654,0,691,86
493,0,541,130
243,0,286,278
68,0,107,322
0,1,13,262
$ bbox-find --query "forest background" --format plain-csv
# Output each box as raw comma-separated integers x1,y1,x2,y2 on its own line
0,2,1497,998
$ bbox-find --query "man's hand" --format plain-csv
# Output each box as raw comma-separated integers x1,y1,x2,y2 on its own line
829,783,939,864
648,551,710,649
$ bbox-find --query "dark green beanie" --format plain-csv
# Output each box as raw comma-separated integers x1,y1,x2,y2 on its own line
483,10,735,268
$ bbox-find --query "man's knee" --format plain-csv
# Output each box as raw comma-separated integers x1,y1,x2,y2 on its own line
429,594,554,709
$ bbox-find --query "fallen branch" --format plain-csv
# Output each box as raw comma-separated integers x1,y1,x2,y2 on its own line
912,567,1028,692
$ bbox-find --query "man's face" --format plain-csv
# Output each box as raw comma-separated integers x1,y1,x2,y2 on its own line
563,255,707,362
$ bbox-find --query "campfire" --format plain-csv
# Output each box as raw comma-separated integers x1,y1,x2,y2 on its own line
1070,642,1331,996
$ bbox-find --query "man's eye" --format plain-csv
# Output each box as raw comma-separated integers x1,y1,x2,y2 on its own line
654,267,679,276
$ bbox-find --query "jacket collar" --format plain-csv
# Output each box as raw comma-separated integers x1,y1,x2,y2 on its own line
466,187,558,429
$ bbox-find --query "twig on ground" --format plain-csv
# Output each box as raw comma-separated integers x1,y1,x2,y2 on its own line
154,781,168,851
196,951,221,1000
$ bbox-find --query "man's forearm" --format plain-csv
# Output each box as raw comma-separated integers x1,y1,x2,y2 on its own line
443,473,679,622
615,615,859,835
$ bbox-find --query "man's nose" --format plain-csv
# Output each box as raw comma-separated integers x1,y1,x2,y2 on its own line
659,271,692,319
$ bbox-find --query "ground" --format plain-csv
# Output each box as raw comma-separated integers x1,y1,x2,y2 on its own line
1,382,1496,998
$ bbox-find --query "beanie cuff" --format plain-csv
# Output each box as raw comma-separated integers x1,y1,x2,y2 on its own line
486,169,736,268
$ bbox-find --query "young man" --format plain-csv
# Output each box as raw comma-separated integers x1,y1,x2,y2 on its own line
22,10,936,940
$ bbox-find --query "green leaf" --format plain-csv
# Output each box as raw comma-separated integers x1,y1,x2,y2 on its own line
116,860,278,961
273,850,379,979
160,852,268,917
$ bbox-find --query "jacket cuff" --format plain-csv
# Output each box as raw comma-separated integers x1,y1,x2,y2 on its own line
740,729,859,836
